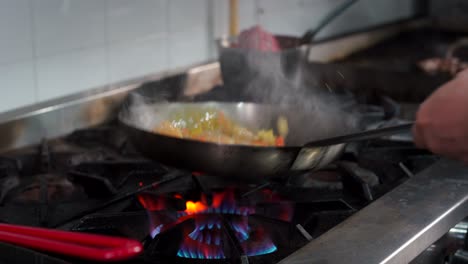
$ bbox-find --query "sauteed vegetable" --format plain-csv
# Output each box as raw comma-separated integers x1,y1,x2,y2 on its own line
154,108,285,146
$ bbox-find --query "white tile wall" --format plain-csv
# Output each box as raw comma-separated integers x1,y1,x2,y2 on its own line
107,0,169,83
32,0,106,57
107,0,168,43
109,36,168,83
238,0,259,29
0,61,36,113
37,47,107,101
168,0,211,68
169,35,210,69
257,0,341,36
0,0,34,65
169,0,208,34
0,0,415,114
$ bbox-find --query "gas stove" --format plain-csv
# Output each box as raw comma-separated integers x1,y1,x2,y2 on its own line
1,22,468,264
0,115,436,264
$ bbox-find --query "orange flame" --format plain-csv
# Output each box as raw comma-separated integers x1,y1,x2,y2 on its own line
185,201,209,215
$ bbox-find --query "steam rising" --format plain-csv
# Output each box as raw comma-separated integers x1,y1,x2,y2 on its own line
122,93,166,131
221,47,361,140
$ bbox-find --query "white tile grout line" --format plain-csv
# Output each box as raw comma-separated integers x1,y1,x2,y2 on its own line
166,0,171,69
104,0,110,85
27,0,38,103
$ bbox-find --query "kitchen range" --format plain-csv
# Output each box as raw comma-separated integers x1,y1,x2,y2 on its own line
1,20,468,264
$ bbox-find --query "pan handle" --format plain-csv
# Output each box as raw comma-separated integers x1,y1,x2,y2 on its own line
291,123,414,171
303,123,414,147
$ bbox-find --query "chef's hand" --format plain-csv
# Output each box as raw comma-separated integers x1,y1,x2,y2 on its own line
413,69,468,163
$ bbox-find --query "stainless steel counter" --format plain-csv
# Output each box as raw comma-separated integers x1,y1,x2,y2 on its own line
279,159,468,264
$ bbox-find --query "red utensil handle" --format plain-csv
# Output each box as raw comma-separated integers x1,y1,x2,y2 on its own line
0,224,142,262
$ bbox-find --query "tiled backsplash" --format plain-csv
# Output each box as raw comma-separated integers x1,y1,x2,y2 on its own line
0,0,414,113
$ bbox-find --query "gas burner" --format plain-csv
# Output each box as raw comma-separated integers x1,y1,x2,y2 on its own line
148,190,275,259
0,138,172,227
11,173,78,203
0,153,84,205
136,188,309,262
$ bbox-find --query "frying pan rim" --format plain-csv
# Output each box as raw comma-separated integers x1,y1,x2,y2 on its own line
118,101,314,150
119,118,302,150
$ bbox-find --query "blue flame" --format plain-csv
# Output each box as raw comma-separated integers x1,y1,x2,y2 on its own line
247,243,277,256
177,250,225,259
211,205,254,215
188,230,199,240
214,235,221,246
237,231,250,241
176,243,225,259
175,217,277,259
150,224,164,238
187,219,223,246
242,238,278,257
